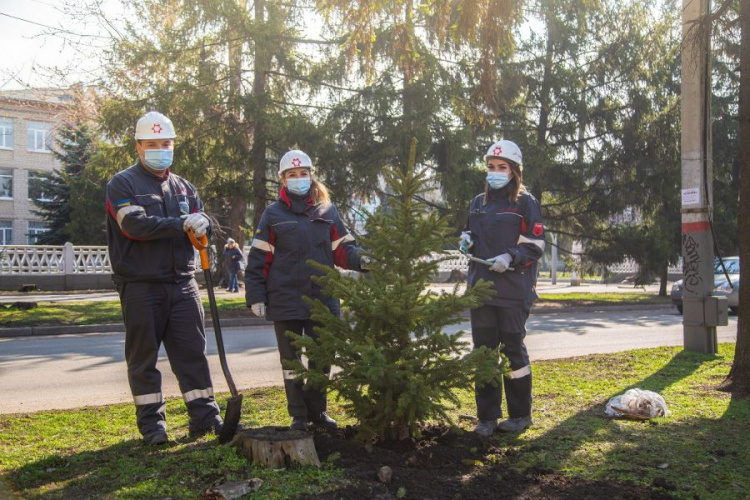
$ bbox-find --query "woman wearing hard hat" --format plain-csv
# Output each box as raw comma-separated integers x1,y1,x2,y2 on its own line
245,149,368,431
460,140,545,437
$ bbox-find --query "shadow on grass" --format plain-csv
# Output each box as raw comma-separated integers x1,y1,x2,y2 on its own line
466,349,750,497
5,404,271,500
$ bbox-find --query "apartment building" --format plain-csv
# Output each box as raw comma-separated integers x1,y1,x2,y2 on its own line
0,88,71,245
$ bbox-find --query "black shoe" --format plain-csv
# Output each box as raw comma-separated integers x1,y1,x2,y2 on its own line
189,418,224,438
310,412,337,430
142,428,168,445
290,416,309,431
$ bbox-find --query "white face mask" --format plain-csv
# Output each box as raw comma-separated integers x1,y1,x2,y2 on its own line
143,149,173,170
286,177,311,196
487,171,510,189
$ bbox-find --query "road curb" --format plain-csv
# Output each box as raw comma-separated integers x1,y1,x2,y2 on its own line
0,304,675,338
0,317,272,338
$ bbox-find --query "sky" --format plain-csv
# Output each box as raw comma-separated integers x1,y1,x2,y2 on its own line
0,0,117,90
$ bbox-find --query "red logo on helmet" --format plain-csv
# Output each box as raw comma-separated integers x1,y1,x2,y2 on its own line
533,223,544,237
493,146,503,156
292,157,302,167
152,124,162,134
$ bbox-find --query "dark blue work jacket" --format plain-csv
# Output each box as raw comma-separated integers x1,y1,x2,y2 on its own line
106,161,207,284
464,187,545,309
245,188,363,321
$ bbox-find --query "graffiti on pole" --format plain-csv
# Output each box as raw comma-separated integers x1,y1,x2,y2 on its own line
682,233,702,293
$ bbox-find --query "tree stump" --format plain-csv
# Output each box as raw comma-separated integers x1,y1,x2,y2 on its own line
234,426,320,468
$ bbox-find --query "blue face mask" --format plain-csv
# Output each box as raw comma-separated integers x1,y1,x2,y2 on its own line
487,171,511,189
287,177,311,196
143,149,173,171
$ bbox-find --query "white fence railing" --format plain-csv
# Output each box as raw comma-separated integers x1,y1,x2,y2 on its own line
0,243,111,275
0,245,680,277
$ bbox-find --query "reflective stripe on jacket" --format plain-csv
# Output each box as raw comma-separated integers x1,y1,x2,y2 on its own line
106,162,207,283
464,188,545,309
245,188,362,321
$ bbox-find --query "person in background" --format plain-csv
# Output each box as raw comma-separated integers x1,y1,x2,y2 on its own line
245,149,369,431
106,111,223,445
460,139,545,437
223,238,244,293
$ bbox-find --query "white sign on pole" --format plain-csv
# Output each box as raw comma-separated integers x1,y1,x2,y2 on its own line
681,188,700,207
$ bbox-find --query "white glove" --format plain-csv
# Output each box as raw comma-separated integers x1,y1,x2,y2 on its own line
488,253,512,273
182,213,210,237
459,232,473,253
359,255,372,271
250,303,266,318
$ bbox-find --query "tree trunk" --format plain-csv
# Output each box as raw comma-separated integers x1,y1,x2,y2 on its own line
721,0,750,396
227,0,251,247
659,263,668,297
250,0,270,232
234,427,321,468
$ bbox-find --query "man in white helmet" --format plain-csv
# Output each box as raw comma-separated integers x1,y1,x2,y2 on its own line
460,139,545,437
106,111,222,445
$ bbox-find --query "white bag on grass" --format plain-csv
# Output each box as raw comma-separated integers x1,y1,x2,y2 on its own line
605,388,670,420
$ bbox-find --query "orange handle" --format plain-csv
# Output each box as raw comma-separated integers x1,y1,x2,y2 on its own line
187,229,210,271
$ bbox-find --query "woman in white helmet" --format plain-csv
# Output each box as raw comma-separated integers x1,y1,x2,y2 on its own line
460,139,545,437
245,149,369,431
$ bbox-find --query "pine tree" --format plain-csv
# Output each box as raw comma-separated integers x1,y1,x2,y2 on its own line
287,139,507,441
32,122,94,245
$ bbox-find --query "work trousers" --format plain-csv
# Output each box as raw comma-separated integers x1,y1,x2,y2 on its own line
119,279,221,436
470,305,532,421
274,319,329,419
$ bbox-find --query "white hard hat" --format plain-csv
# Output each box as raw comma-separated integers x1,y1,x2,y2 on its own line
484,140,523,168
135,111,176,140
279,150,313,175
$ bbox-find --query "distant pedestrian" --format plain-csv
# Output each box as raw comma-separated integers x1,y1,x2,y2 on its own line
106,111,223,445
224,238,244,293
245,149,369,431
460,140,545,437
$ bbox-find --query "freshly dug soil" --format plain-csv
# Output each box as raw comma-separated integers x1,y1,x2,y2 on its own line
303,425,675,500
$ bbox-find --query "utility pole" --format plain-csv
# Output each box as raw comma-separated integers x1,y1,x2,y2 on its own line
680,0,727,353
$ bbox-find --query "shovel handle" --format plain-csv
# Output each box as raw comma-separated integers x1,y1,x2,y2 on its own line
188,229,211,271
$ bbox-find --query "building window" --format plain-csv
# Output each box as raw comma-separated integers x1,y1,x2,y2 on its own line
0,168,12,199
27,121,53,152
0,118,13,150
27,221,49,244
0,220,11,245
28,171,52,202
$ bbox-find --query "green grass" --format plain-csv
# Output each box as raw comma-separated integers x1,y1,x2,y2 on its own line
0,298,250,328
1,293,669,328
538,292,671,305
1,345,747,499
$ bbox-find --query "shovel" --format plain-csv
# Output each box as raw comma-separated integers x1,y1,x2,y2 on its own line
188,229,243,444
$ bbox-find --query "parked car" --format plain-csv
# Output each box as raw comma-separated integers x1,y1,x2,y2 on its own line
670,256,739,315
713,275,739,315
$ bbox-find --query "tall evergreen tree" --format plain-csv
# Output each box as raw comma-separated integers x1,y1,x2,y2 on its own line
286,139,505,441
91,0,341,245
32,122,95,245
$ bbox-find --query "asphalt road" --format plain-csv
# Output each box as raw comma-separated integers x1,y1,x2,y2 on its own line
0,308,736,414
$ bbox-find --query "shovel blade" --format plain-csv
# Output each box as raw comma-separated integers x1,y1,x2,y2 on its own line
218,394,243,444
